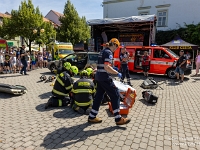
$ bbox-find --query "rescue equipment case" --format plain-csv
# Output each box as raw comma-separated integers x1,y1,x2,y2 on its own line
0,83,27,95
108,81,137,115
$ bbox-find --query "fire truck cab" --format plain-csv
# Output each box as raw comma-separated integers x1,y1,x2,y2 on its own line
114,46,192,78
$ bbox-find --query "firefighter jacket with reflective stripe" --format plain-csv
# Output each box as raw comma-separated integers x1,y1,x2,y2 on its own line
95,48,113,81
71,77,96,106
120,52,129,65
52,71,73,98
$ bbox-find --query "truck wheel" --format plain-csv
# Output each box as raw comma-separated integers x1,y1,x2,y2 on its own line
167,68,176,79
50,64,56,73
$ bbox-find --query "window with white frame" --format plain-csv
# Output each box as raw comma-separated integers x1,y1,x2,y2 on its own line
157,10,168,27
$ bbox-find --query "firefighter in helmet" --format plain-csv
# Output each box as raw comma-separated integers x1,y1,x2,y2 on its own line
71,70,96,114
54,62,71,75
45,65,78,109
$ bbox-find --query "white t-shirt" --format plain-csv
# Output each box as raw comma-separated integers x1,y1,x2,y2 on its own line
0,55,4,63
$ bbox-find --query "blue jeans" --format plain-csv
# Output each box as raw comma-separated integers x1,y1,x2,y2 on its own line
175,66,184,75
121,64,130,80
89,79,121,122
21,59,27,74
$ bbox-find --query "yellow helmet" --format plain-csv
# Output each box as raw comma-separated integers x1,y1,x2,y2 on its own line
70,66,79,75
86,68,94,76
109,38,120,47
80,70,88,77
63,62,71,70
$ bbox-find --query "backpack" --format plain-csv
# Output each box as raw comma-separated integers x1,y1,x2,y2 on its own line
140,78,158,89
142,90,158,104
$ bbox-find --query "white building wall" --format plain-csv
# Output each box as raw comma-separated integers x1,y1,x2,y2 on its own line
45,11,61,26
103,0,200,31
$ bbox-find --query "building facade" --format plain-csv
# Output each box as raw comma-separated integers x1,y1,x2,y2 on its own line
45,10,63,26
103,0,200,31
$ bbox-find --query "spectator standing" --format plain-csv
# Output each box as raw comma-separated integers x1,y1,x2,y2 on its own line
43,51,48,68
20,45,28,75
48,51,52,62
11,51,17,73
175,50,187,83
195,50,200,76
142,51,150,77
31,51,36,70
38,52,43,68
26,52,31,71
4,51,11,74
0,50,4,74
16,48,21,73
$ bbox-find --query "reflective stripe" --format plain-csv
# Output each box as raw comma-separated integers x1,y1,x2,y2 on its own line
89,113,95,118
57,76,64,86
105,58,111,61
113,109,120,113
151,61,174,65
97,64,104,67
72,89,95,94
74,100,93,106
115,115,121,119
58,99,62,106
65,84,73,90
97,69,107,72
91,109,98,114
52,89,69,96
114,58,134,63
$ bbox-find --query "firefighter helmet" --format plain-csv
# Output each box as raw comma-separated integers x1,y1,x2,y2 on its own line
86,68,94,76
109,38,120,47
63,62,71,70
70,66,79,75
80,70,88,77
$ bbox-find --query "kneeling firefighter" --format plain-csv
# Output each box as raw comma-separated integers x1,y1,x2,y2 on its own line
45,66,79,109
71,70,96,114
54,62,71,75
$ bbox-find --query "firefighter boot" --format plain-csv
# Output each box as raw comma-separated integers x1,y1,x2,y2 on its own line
73,104,85,114
116,117,131,125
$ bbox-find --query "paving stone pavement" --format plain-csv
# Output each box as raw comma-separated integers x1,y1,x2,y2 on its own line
0,68,200,150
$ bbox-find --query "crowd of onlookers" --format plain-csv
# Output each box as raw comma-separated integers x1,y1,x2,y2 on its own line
0,47,52,74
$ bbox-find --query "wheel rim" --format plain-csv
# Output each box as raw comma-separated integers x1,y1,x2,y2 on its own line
168,69,176,78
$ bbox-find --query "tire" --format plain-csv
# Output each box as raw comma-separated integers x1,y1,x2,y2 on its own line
167,68,176,79
50,64,56,73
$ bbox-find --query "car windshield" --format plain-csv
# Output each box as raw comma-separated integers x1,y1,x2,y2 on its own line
89,54,99,61
59,49,74,54
165,48,179,58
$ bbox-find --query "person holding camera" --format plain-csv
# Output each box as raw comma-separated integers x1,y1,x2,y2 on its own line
142,51,150,77
119,45,132,86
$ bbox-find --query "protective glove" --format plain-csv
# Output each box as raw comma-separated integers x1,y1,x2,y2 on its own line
118,73,122,79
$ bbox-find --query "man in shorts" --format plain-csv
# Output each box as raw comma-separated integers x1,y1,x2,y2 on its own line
175,50,187,83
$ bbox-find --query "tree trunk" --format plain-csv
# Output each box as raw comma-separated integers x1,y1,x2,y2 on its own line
29,39,32,54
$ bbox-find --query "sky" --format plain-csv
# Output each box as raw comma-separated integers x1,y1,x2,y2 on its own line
0,0,103,20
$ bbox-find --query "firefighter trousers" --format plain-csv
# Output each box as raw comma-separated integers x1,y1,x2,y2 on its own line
89,79,121,122
121,64,130,81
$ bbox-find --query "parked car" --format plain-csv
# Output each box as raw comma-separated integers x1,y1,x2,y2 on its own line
47,52,99,73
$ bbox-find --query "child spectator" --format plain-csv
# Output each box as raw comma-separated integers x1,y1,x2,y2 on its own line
11,51,17,73
38,52,43,68
48,51,52,62
31,51,36,70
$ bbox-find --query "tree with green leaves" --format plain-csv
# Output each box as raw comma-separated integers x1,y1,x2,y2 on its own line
57,0,90,45
0,0,56,53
